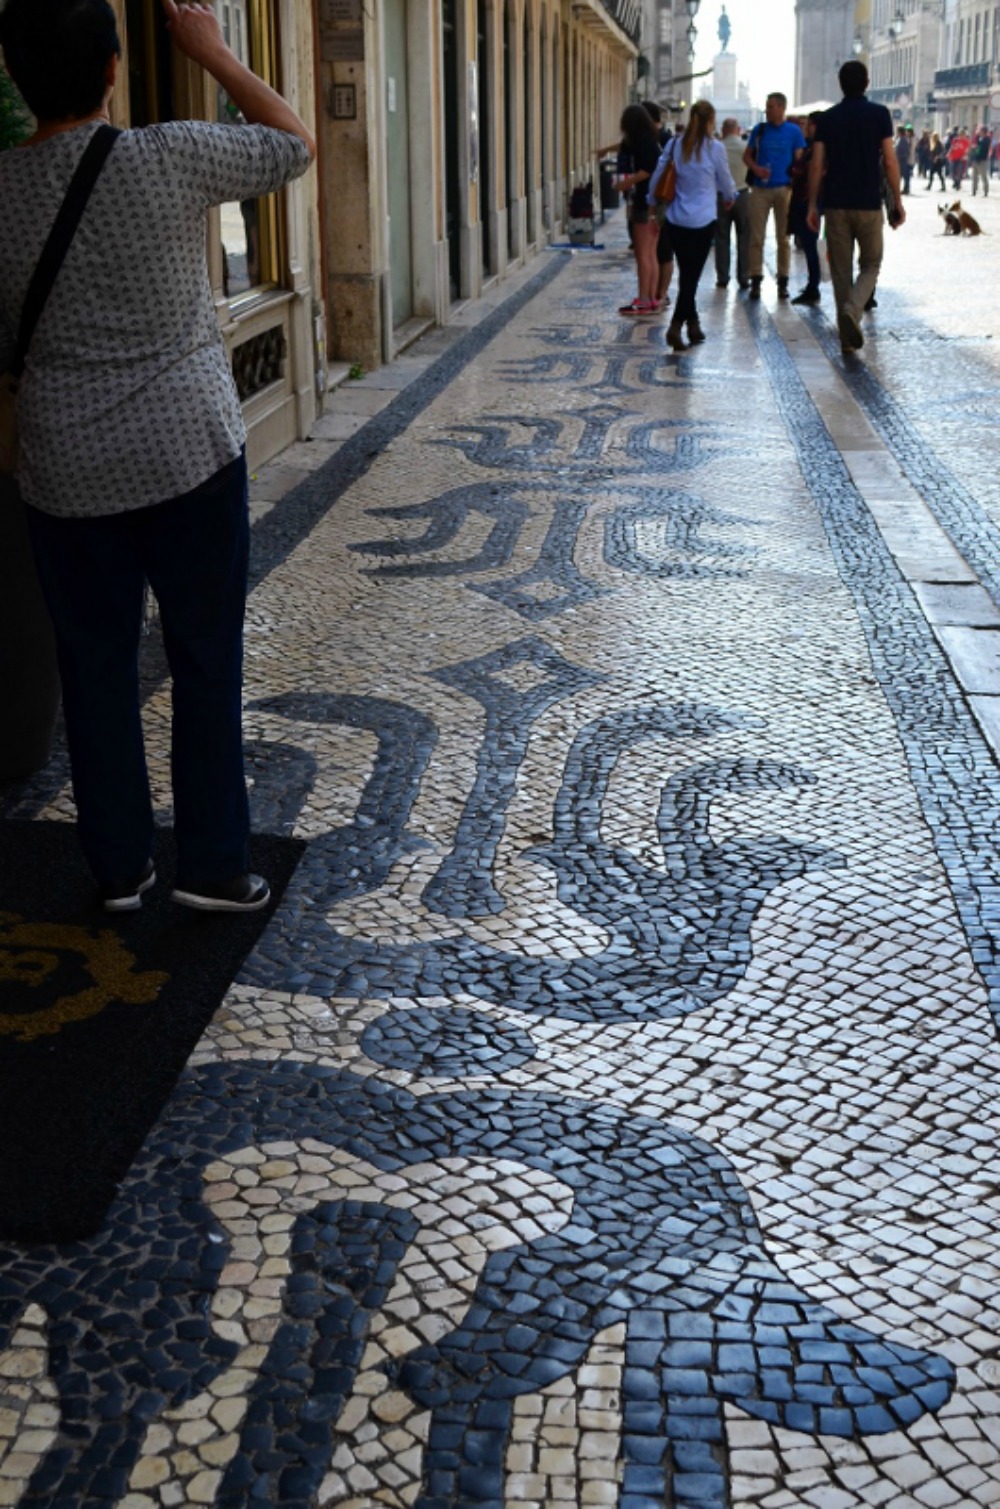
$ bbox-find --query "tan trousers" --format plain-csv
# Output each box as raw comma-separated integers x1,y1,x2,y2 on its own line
824,208,883,324
748,185,792,278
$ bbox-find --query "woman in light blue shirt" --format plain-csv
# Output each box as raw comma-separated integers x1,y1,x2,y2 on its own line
648,101,737,351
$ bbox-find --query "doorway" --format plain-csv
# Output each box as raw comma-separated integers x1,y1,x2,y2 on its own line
477,0,492,275
384,0,413,326
442,0,462,300
523,8,535,245
504,2,516,261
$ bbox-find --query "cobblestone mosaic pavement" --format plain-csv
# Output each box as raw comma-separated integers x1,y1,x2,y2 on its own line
5,212,1000,1507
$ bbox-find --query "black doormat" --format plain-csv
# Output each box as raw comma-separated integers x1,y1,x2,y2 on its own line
0,820,304,1245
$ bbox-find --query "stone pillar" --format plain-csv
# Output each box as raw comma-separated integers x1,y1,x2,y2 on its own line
316,0,385,370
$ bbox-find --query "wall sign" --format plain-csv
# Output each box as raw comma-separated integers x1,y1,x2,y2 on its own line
321,28,365,61
321,0,362,20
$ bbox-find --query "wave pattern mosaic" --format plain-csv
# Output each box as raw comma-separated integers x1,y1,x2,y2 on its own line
5,248,1000,1506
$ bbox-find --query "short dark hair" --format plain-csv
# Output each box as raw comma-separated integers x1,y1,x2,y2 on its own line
767,92,787,106
642,99,662,124
838,60,868,98
0,0,120,122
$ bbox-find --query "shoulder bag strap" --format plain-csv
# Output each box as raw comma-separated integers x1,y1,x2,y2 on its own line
13,124,121,378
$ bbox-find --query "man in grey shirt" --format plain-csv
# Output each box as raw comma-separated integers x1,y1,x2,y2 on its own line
714,117,750,289
0,0,315,911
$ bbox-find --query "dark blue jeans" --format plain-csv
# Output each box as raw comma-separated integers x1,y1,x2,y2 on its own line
790,202,820,292
27,453,251,889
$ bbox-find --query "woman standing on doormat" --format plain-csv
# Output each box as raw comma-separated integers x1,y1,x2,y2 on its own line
0,0,315,913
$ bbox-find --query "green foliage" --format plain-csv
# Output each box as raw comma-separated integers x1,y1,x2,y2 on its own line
348,362,365,381
0,64,31,152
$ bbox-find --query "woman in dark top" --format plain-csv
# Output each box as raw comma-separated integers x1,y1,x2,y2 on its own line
928,133,947,191
615,104,661,316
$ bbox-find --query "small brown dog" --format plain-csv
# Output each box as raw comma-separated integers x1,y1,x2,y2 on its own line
939,200,982,235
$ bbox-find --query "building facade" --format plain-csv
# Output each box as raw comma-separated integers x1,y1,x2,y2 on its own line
636,0,704,116
795,0,857,104
321,0,638,374
931,0,1000,128
850,0,999,132
868,0,941,129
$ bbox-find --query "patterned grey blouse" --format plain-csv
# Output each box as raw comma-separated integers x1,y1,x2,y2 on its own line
0,119,311,517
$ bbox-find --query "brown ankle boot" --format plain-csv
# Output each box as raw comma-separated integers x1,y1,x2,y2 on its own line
687,319,706,344
666,322,688,352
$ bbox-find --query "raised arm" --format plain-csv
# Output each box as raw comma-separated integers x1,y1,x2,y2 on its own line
159,0,317,162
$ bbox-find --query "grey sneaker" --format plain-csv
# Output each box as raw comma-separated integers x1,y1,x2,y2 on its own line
102,860,156,913
171,873,271,913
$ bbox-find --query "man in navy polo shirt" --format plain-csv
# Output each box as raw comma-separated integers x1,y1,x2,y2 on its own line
807,60,903,355
744,92,805,300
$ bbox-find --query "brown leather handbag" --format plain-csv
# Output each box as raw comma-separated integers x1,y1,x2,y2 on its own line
653,139,678,206
0,125,119,476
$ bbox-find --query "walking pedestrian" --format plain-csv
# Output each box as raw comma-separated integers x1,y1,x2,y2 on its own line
789,111,824,304
916,128,931,181
895,124,913,194
970,127,991,196
807,60,904,357
744,92,806,301
648,99,737,351
616,104,662,316
928,132,947,191
0,0,316,912
714,116,750,288
643,101,676,307
947,127,970,188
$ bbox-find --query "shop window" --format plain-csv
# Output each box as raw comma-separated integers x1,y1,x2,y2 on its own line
214,0,285,302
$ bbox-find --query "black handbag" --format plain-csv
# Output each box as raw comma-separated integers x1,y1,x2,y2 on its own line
0,124,120,475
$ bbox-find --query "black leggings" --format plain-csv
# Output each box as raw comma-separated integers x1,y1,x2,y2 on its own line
669,220,717,326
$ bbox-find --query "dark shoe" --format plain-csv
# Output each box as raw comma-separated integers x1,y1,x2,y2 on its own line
103,859,156,913
837,307,864,351
791,286,821,305
171,873,271,913
665,322,689,352
738,277,751,290
864,294,878,311
686,319,706,344
749,278,762,300
777,277,789,300
715,280,729,288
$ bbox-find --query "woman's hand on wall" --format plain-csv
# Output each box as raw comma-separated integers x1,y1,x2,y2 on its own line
159,1,230,71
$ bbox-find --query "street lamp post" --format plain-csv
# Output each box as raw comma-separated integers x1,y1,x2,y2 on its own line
684,0,700,67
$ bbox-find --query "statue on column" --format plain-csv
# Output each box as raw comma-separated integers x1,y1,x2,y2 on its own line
718,5,731,51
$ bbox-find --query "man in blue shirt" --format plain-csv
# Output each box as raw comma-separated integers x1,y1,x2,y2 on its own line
743,92,806,300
